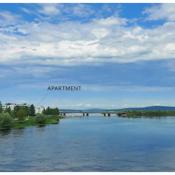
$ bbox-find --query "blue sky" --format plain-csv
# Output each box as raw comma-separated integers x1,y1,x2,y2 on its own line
0,3,175,109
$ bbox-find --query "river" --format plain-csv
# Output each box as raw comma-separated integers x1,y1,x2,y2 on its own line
1,115,175,171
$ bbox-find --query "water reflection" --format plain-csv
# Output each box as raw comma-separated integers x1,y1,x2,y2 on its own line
0,129,11,136
1,116,175,171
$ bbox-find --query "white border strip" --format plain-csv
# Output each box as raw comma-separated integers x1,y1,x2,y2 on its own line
0,173,174,174
0,172,175,175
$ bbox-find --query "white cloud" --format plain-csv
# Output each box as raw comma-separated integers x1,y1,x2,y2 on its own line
39,4,60,16
35,4,106,20
144,4,175,21
0,11,20,25
82,84,175,93
70,4,94,17
93,16,127,26
0,5,175,66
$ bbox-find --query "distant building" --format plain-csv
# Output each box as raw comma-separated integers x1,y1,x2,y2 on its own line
3,103,17,110
35,106,45,114
4,103,29,110
2,102,44,114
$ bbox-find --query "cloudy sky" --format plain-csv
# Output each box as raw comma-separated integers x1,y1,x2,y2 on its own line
0,3,175,109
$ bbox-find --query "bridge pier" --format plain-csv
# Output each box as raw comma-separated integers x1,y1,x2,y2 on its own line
82,113,89,116
60,112,66,117
107,113,110,117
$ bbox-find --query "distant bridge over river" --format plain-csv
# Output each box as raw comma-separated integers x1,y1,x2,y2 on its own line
59,110,127,117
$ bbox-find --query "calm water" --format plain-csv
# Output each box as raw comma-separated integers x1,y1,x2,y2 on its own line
1,115,175,171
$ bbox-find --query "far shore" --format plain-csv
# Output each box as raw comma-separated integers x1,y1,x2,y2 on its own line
117,110,175,118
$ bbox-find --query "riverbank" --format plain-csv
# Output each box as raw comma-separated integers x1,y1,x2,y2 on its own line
0,102,63,130
119,110,175,118
0,114,63,130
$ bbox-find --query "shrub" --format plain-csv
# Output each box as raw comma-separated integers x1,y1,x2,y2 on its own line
0,113,13,130
14,106,28,121
16,109,27,121
42,107,59,115
35,114,46,126
48,115,60,124
29,104,35,116
52,115,60,121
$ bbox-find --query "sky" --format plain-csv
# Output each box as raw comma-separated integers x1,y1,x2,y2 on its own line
0,3,175,109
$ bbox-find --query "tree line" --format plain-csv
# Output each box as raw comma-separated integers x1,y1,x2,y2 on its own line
0,101,60,130
120,110,175,117
0,102,36,121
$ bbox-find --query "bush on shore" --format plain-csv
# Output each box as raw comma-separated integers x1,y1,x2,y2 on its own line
120,110,175,118
35,114,46,126
0,112,13,130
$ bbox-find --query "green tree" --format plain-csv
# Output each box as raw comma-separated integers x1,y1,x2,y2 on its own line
42,108,46,115
0,112,13,130
29,104,35,116
4,107,12,116
16,108,27,121
13,105,29,120
0,101,3,113
42,107,59,115
35,114,46,126
13,105,20,118
46,107,50,115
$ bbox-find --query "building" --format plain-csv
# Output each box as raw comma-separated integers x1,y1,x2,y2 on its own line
3,103,29,110
35,106,45,114
2,102,45,114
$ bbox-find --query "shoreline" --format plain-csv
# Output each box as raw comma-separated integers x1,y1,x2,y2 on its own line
0,115,63,131
119,110,175,118
2,110,175,131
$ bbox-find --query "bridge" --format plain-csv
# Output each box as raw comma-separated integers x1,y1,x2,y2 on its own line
59,110,127,117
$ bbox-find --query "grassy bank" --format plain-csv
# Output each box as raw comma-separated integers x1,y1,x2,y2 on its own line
0,114,62,130
0,102,63,130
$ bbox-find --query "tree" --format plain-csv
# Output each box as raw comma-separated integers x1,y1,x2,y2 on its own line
4,107,12,116
0,101,3,113
29,104,35,116
13,105,20,118
46,107,50,115
14,105,29,120
35,114,46,126
0,112,13,130
42,108,46,115
42,107,59,115
16,108,27,121
55,108,59,115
